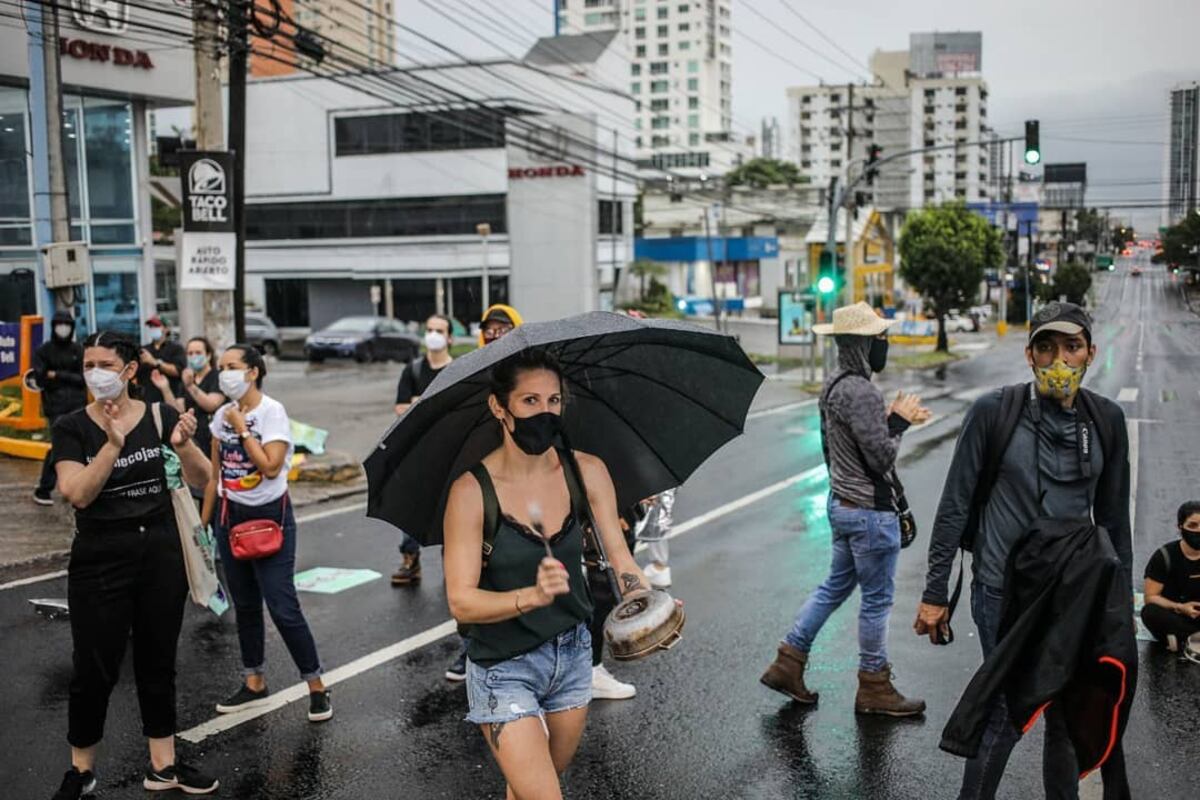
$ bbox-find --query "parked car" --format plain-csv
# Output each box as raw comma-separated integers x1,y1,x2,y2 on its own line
304,316,420,363
943,311,977,333
245,311,281,356
1130,265,1143,277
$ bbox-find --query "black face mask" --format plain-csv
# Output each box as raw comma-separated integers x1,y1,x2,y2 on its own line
1181,527,1200,551
868,337,889,373
507,411,562,455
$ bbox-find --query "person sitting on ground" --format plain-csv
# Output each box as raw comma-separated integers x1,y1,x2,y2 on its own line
1142,500,1200,655
392,313,456,587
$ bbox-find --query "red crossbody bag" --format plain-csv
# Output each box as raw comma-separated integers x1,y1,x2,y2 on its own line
222,488,287,561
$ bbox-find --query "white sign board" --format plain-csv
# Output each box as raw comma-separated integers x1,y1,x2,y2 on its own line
180,232,236,290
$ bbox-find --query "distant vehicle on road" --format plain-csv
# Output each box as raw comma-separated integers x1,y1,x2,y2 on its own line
305,315,420,363
244,311,281,356
943,310,978,333
1130,265,1143,277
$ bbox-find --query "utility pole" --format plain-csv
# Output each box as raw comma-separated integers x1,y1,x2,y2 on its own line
823,177,840,376
703,206,721,332
194,0,235,350
842,83,856,307
36,1,71,312
227,0,249,342
477,222,491,315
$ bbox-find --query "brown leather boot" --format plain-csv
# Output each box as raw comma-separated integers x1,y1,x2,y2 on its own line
760,643,818,704
854,665,925,717
391,553,421,585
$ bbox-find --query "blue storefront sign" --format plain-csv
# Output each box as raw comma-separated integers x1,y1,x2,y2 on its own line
0,322,22,381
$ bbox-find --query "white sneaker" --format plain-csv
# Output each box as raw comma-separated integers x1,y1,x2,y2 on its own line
644,563,672,589
591,665,636,700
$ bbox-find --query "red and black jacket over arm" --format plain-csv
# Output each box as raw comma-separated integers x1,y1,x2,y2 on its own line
940,517,1137,778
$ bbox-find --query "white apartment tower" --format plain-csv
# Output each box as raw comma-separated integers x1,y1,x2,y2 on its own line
1164,81,1199,226
785,32,991,211
557,1,736,175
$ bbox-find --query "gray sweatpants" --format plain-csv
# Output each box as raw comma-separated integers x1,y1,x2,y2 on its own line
636,488,676,565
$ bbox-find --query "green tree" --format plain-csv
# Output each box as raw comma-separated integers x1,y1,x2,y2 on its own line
1152,212,1200,272
725,158,805,189
627,259,667,301
898,202,1005,352
1050,261,1092,305
1075,208,1105,250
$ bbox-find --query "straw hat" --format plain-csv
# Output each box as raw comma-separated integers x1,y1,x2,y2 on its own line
811,301,896,336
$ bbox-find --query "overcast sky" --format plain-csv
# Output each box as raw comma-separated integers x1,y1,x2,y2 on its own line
402,1,1199,230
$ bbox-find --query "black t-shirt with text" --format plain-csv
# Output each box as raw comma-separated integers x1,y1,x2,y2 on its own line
1144,540,1200,604
52,402,179,523
136,339,187,405
395,357,448,405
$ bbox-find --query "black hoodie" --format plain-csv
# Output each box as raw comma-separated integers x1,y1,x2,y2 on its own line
32,312,86,417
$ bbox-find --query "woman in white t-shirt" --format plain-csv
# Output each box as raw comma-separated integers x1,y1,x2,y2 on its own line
200,344,332,723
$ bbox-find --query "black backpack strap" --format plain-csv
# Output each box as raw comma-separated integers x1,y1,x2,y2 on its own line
468,464,500,564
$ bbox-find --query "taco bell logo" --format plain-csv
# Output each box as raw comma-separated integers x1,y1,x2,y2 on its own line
187,159,229,223
72,0,130,34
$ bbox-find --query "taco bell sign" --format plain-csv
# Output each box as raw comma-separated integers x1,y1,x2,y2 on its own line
179,151,237,291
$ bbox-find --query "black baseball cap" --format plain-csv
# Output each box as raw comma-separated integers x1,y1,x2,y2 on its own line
1029,301,1092,343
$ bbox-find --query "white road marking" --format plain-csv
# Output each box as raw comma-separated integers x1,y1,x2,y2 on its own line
1127,418,1139,547
952,387,990,403
0,569,68,591
908,413,948,433
296,502,368,525
181,463,830,742
1117,387,1139,403
178,620,460,744
1135,322,1145,372
746,399,818,419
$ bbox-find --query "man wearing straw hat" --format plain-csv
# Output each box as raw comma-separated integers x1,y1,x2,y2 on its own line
761,302,931,716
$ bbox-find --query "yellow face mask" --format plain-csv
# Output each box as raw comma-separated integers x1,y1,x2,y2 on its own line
1033,359,1085,400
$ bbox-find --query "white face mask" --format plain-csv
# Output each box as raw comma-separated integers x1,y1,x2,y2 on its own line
219,369,251,400
54,324,73,339
148,328,164,342
424,331,448,352
85,368,127,401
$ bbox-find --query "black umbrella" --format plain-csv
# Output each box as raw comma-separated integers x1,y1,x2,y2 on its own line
364,312,763,545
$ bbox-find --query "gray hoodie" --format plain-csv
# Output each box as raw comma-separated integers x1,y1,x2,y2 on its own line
820,335,908,511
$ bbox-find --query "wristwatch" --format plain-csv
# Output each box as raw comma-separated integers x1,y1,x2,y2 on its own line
238,430,252,441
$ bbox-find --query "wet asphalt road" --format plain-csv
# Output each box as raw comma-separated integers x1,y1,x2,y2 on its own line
3,260,1199,799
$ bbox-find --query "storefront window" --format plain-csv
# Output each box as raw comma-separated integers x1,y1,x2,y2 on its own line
0,105,30,220
92,271,141,337
63,108,83,219
83,99,134,221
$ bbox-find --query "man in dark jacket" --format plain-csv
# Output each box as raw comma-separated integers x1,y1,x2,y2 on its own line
136,315,186,405
31,310,86,504
914,301,1132,799
761,302,929,716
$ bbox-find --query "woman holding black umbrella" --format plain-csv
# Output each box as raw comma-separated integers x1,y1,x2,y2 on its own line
443,349,649,799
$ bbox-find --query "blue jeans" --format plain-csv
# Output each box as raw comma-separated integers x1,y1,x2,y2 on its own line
784,496,900,672
215,495,323,681
464,623,593,725
959,582,1130,800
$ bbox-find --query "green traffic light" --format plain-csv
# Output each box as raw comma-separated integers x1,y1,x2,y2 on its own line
1024,149,1041,165
817,276,836,294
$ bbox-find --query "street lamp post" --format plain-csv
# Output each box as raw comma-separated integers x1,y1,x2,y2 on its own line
477,222,491,317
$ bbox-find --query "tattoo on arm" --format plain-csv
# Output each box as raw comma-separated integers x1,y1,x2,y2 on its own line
488,722,506,751
620,572,643,594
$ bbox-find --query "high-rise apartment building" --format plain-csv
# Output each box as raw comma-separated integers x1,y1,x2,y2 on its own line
785,32,990,211
557,0,736,176
1164,81,1199,226
250,0,395,78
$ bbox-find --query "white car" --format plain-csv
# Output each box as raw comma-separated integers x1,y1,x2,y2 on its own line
943,312,976,333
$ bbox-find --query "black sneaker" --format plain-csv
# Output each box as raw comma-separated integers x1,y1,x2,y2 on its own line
51,767,96,799
215,683,270,713
444,650,467,682
308,689,333,722
33,489,53,506
143,762,218,794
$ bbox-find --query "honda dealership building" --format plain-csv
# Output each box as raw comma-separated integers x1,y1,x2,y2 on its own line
0,1,193,334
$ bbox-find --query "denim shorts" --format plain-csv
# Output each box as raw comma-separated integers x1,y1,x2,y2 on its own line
464,623,593,725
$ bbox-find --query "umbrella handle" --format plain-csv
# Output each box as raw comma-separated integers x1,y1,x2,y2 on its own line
557,441,624,602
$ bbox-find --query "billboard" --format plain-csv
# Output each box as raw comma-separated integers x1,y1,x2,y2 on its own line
778,291,816,346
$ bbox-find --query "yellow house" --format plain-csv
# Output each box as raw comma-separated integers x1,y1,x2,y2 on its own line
804,207,896,308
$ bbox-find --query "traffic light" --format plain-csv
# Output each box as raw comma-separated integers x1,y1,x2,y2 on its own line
817,251,837,295
866,143,882,185
1023,120,1041,165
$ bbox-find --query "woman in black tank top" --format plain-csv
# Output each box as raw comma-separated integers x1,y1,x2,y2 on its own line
443,350,650,800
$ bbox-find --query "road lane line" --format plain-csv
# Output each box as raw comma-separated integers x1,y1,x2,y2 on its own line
1127,419,1139,547
746,399,818,419
178,620,460,744
1117,387,1139,403
0,569,68,591
1135,322,1145,372
180,464,829,742
296,502,368,525
952,387,989,403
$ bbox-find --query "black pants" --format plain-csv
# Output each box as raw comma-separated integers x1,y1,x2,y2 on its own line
1141,603,1200,648
587,565,616,666
37,413,60,493
67,515,188,748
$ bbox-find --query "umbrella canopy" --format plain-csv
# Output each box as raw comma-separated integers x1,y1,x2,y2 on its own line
364,312,763,545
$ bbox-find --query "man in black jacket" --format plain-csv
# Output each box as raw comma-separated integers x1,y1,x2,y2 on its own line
914,301,1132,799
31,310,86,504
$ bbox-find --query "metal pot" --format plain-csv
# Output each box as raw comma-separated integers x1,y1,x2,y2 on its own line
603,588,685,661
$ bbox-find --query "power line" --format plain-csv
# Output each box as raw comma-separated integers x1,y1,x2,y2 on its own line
739,1,866,82
774,0,873,76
